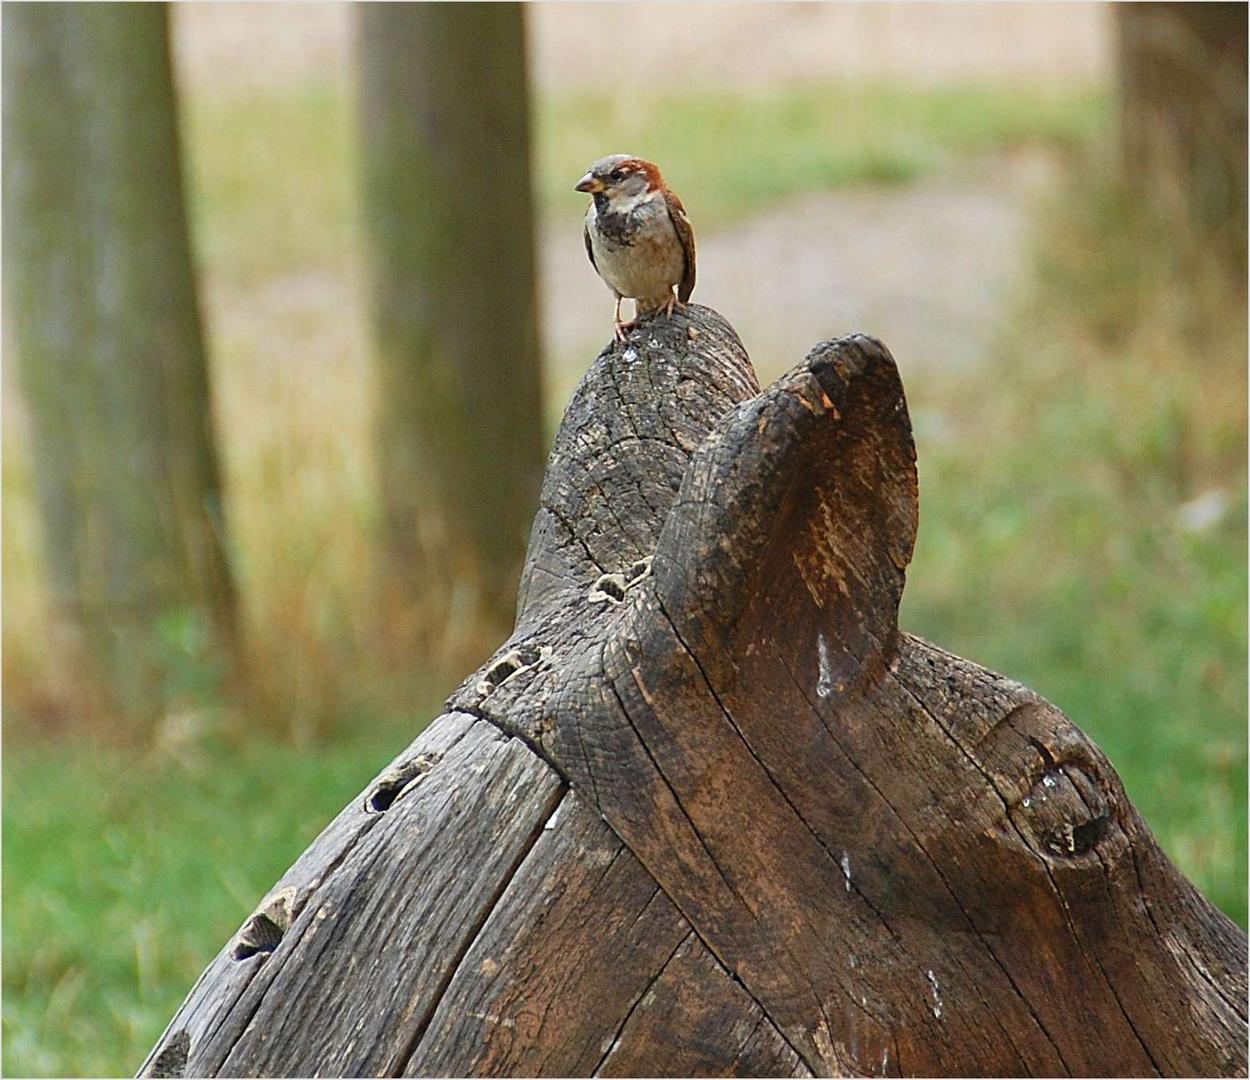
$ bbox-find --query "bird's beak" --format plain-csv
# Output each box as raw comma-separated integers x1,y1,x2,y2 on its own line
575,172,603,194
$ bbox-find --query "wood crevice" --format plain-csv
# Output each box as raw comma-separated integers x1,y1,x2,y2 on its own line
392,783,569,1076
606,655,888,1071
1129,840,1247,1025
889,669,1163,1076
598,669,822,1076
773,651,1055,1076
591,930,693,1076
143,308,1247,1078
657,596,908,944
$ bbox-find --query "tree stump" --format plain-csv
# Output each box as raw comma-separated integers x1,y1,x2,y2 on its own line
141,307,1247,1078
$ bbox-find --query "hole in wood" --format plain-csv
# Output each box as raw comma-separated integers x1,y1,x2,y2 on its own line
145,1030,190,1078
589,573,628,604
1017,762,1112,862
589,556,653,605
625,556,653,584
1028,735,1058,771
475,645,543,697
1051,815,1110,857
366,752,441,813
231,886,299,961
233,912,283,960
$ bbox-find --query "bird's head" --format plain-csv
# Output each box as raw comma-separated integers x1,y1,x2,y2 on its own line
575,155,663,211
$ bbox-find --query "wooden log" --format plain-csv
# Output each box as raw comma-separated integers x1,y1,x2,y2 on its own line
142,306,1246,1078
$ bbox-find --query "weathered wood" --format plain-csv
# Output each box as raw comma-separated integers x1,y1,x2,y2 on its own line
595,936,807,1078
145,305,1246,1077
219,723,562,1077
139,714,559,1077
404,792,690,1077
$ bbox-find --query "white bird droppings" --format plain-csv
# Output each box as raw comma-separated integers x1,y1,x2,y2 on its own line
543,800,566,831
840,851,852,891
817,634,834,698
926,969,943,1020
468,1010,516,1029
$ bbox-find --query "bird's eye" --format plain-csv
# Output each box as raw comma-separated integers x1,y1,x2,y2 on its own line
608,169,623,182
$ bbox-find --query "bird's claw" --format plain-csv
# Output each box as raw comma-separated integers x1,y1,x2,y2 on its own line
614,292,684,343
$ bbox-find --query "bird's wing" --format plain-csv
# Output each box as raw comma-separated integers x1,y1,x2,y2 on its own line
583,213,598,275
664,188,697,302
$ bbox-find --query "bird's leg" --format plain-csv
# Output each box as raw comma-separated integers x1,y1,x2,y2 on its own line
613,295,629,342
661,290,679,318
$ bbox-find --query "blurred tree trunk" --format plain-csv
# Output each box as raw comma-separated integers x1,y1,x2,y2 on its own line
358,2,546,657
1116,2,1248,273
3,3,239,728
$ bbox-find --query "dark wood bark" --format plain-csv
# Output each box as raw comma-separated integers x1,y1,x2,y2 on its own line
143,306,1247,1078
358,2,546,643
3,2,238,724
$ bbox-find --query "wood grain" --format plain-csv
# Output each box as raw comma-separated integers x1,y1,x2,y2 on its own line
404,792,688,1077
144,306,1247,1077
596,936,807,1078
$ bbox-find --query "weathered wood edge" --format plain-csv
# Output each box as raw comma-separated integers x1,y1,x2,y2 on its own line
143,306,1248,1078
448,320,1246,1075
213,724,565,1076
139,711,477,1077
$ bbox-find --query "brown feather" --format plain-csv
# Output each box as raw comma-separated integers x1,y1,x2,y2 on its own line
663,187,697,302
583,218,598,275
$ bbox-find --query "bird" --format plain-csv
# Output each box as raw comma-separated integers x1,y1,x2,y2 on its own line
575,155,696,342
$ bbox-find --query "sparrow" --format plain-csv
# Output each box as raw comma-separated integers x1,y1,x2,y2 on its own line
575,155,696,341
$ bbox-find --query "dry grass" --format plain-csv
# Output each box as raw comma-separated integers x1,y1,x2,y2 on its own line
902,153,1247,922
4,53,1245,1079
2,75,1104,741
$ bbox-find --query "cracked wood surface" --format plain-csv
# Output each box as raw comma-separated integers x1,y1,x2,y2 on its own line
144,305,1247,1077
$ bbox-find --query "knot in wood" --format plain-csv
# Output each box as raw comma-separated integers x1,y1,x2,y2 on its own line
142,306,1248,1079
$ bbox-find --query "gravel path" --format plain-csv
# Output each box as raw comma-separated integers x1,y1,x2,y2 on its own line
170,4,1093,388
543,153,1055,393
175,4,1108,95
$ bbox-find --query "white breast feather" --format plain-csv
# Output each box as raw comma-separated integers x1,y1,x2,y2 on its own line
587,198,684,304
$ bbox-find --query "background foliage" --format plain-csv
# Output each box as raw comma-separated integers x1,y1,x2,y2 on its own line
4,5,1245,1076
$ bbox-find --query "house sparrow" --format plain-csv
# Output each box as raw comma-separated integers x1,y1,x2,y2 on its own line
575,155,696,341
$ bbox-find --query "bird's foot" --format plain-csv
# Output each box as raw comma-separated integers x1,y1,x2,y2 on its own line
613,295,633,342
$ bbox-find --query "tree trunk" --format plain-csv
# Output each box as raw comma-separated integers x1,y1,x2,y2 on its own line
142,308,1246,1078
357,2,546,651
3,2,238,726
1116,2,1248,272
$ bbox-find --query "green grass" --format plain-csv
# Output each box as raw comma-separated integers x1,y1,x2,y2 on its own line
542,81,1106,226
902,168,1248,926
5,76,1109,738
5,69,1245,1079
2,718,429,1078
